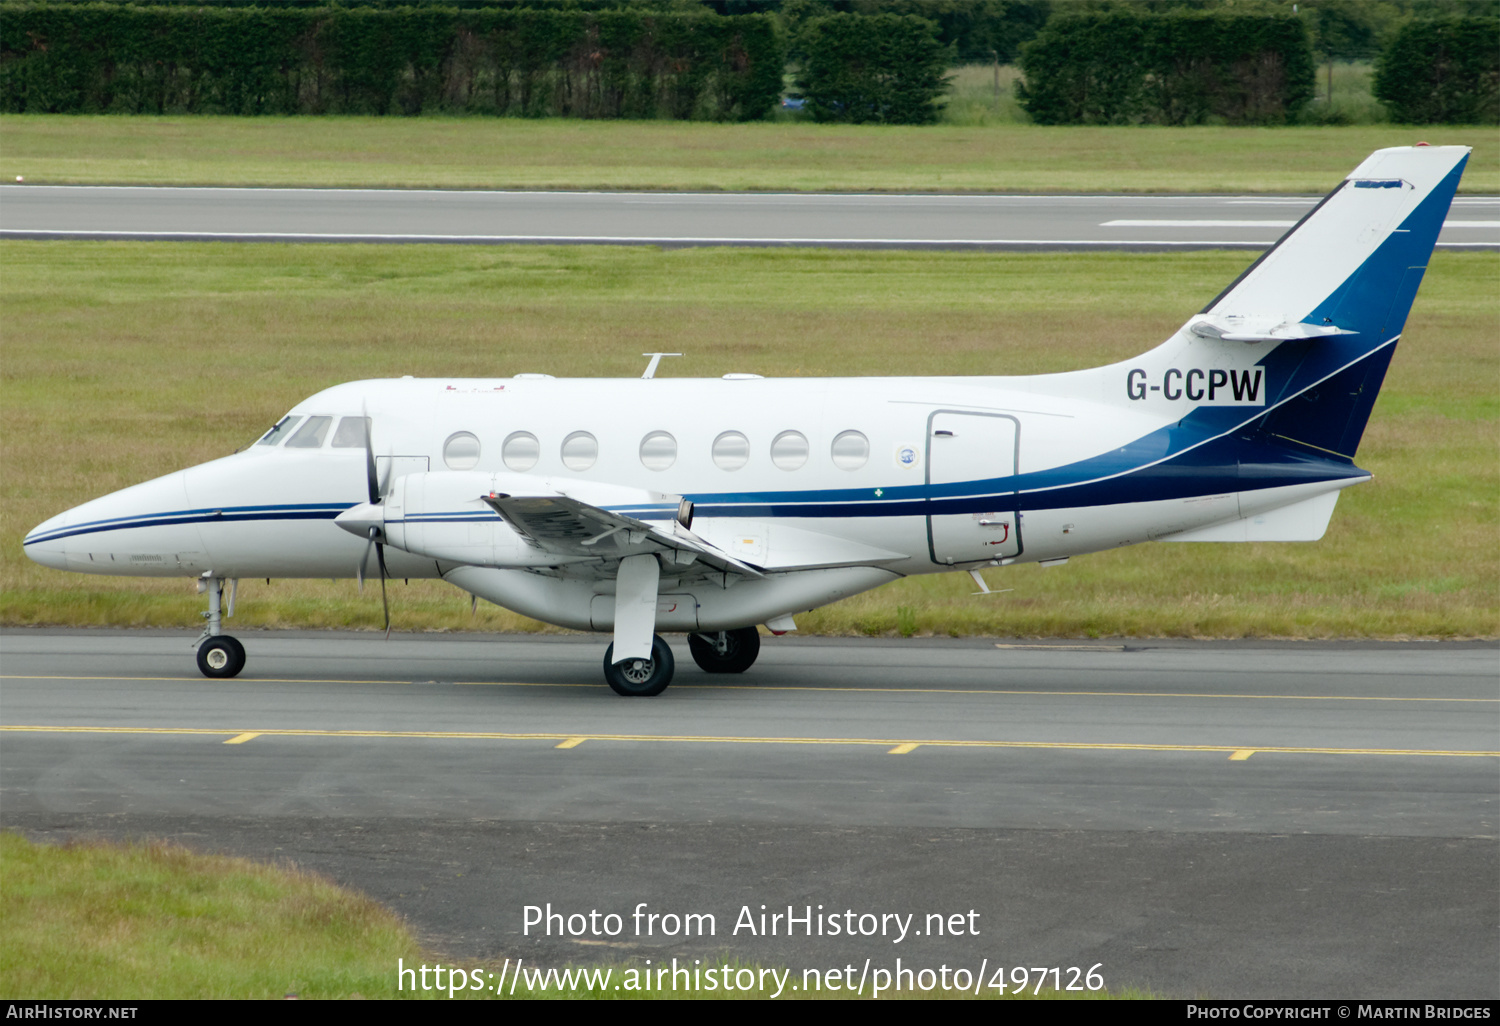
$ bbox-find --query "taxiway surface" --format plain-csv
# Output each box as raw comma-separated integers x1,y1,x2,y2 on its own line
2,629,1495,998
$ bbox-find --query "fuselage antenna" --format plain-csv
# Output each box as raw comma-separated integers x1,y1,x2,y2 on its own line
641,353,683,379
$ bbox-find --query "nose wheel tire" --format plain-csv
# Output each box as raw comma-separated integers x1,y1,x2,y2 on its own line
197,636,246,679
603,635,674,697
688,627,761,674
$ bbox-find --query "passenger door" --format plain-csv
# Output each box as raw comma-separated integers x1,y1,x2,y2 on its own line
926,411,1021,566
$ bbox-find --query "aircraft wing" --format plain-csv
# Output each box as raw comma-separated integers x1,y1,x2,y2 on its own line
478,492,764,578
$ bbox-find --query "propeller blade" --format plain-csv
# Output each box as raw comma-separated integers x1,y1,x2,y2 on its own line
358,530,375,593
376,540,391,639
380,570,390,639
361,407,379,505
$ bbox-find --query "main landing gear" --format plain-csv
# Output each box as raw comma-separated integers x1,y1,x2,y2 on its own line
688,627,761,674
603,635,675,697
193,574,245,679
603,627,764,697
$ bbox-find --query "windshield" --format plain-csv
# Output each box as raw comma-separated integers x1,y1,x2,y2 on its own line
255,415,302,446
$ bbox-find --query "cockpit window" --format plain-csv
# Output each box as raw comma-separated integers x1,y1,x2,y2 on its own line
286,416,333,449
331,416,370,449
255,415,302,446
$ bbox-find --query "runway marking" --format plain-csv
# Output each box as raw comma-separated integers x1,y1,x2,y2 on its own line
994,643,1128,651
4,675,1492,704
555,737,587,749
223,732,261,745
4,725,1495,759
888,743,920,755
1230,750,1255,761
1102,219,1497,229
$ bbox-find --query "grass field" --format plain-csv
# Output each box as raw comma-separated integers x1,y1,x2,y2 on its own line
3,115,1496,193
0,833,427,999
3,242,1494,639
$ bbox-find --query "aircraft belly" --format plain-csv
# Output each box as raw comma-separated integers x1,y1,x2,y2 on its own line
447,564,898,634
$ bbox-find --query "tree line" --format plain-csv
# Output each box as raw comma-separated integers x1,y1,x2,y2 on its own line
1,1,1494,125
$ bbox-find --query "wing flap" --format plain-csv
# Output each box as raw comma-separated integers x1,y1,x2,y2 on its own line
479,492,763,579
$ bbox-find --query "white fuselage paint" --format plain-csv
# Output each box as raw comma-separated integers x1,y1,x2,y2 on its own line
24,363,1358,632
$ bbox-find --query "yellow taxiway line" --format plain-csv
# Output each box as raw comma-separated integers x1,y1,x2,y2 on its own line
2,724,1495,759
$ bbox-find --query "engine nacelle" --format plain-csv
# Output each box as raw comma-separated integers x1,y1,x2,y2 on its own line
340,471,682,569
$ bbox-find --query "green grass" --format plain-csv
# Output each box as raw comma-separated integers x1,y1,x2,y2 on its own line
2,114,1495,193
939,64,1031,126
2,242,1494,639
0,833,425,999
1297,61,1391,127
2,834,1145,999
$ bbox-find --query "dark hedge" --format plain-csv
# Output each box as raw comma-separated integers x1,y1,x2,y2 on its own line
1373,16,1499,125
0,4,785,119
796,13,949,125
1017,10,1316,126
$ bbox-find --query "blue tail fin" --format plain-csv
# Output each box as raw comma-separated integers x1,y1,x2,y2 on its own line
1206,146,1469,461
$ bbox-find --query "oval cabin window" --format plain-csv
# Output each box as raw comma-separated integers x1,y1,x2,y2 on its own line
502,431,540,471
560,431,598,471
712,431,750,471
639,431,677,471
770,430,809,471
443,431,481,471
830,430,869,471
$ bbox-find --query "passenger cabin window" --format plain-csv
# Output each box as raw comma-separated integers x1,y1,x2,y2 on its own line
331,417,370,449
830,430,870,470
502,431,540,471
640,431,676,471
286,416,332,449
444,431,481,470
770,430,809,471
712,431,750,471
256,415,302,446
561,432,598,471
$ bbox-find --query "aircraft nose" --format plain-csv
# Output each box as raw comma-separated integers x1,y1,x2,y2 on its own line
23,511,71,570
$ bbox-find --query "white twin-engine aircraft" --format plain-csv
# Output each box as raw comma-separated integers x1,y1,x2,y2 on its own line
25,146,1469,695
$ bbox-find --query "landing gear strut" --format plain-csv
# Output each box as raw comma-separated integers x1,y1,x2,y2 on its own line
193,574,245,679
688,627,761,674
603,635,674,697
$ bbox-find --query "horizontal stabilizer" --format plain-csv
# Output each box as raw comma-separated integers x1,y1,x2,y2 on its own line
1188,319,1358,344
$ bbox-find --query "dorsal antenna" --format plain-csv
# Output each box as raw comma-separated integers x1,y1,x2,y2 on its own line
641,353,682,379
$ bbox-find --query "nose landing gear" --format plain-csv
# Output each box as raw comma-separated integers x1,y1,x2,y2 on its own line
193,574,245,679
197,635,246,678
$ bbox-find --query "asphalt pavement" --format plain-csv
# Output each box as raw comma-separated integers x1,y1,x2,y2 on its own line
3,629,1495,998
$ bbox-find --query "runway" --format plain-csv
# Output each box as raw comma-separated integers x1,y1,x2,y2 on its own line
3,185,1497,250
2,628,1496,998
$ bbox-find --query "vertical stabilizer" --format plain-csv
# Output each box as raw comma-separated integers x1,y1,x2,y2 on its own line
1201,145,1468,341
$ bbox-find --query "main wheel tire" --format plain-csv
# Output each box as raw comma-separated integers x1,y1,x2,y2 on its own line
603,635,675,697
197,636,246,679
688,627,761,674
